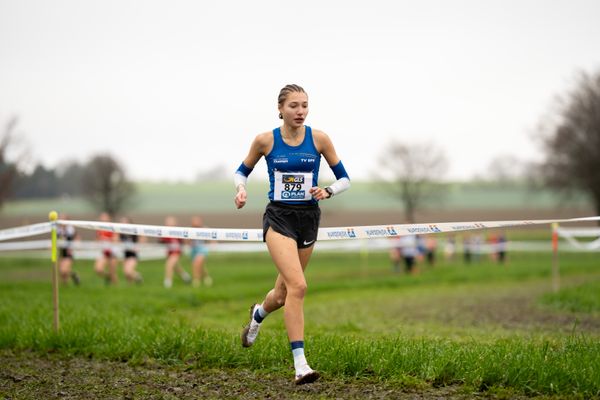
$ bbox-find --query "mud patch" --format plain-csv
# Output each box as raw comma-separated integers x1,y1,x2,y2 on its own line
380,279,600,335
0,350,527,399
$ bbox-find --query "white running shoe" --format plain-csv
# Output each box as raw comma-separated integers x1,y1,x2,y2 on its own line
294,365,320,385
179,271,192,284
241,304,261,347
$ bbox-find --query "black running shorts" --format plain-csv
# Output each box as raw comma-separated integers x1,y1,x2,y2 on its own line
60,248,73,259
263,201,321,249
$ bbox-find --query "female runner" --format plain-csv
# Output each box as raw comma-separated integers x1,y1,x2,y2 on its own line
234,84,350,384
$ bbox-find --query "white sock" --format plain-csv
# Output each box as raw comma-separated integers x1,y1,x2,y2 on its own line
253,304,269,323
291,342,309,373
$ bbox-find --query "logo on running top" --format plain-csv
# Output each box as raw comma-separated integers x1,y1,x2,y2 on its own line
282,190,306,199
282,174,304,184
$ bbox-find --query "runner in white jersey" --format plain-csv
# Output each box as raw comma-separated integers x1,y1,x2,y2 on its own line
57,213,80,285
234,84,351,385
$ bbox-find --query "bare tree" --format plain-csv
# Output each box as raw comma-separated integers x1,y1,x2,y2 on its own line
81,154,136,217
374,140,448,223
537,70,600,219
0,116,28,209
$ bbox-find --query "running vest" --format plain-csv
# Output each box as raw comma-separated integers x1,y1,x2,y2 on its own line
266,126,321,205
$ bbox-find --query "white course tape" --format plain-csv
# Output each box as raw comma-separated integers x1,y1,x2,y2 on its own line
0,239,51,251
317,216,598,240
556,226,600,251
59,220,264,242
2,239,599,260
556,227,600,237
56,216,600,242
0,222,52,241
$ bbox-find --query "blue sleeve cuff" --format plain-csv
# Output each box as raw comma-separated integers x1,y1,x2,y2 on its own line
236,162,253,177
330,161,349,180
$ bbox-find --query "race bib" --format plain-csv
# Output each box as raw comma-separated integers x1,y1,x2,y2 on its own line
274,171,313,201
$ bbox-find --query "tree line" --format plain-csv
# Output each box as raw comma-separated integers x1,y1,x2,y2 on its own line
12,161,85,199
0,121,135,217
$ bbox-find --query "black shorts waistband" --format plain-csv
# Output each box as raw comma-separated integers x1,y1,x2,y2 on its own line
268,201,319,210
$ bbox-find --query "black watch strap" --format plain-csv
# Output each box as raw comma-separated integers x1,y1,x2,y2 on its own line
325,187,334,198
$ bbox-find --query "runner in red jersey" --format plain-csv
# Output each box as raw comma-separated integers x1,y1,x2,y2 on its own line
94,212,118,285
161,216,191,288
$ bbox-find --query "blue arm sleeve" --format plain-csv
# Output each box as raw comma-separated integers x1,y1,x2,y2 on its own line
330,161,349,180
236,162,253,177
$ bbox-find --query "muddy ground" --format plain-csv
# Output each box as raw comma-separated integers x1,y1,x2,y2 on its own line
1,350,531,400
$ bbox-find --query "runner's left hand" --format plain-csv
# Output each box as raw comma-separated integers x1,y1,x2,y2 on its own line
310,187,329,201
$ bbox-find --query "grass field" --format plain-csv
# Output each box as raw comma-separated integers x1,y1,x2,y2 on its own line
1,180,590,217
1,248,599,398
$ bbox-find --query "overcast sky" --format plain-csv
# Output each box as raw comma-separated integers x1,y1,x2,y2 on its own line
1,0,599,182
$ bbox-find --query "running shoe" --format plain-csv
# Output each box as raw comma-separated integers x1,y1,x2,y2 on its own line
241,303,261,347
294,367,320,385
180,271,192,284
203,275,213,287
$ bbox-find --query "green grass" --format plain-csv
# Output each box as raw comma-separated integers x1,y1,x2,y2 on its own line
540,278,600,313
1,250,599,397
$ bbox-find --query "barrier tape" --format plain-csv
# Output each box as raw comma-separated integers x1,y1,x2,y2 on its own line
1,216,599,243
0,222,51,241
556,226,600,251
2,239,599,259
556,227,600,237
56,216,600,242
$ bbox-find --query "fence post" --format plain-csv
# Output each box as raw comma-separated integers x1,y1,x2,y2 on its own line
49,210,60,332
551,222,560,293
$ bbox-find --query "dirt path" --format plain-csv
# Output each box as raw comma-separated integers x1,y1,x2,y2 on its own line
0,350,528,400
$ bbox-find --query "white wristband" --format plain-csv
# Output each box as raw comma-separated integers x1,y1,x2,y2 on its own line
329,177,350,196
234,173,247,192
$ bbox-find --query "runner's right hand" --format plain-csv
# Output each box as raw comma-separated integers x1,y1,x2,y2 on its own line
235,189,247,209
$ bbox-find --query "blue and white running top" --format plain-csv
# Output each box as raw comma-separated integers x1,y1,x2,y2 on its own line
266,126,321,205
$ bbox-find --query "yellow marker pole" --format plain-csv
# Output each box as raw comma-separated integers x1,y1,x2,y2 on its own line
551,222,560,293
49,210,60,332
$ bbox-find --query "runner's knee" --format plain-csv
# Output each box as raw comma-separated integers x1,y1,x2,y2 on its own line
286,280,307,300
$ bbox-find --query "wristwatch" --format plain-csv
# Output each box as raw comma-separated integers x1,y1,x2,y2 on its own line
325,187,333,198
